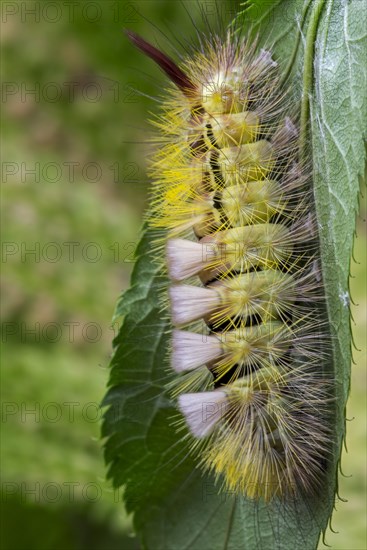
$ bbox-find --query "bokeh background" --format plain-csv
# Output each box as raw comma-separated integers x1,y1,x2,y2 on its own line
1,1,366,549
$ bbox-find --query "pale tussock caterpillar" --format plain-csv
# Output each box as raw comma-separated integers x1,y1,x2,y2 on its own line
125,18,333,504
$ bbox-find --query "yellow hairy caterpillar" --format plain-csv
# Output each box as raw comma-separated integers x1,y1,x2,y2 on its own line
126,26,332,503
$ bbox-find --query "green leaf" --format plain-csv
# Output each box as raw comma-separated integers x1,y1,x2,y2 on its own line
102,2,366,548
311,0,367,408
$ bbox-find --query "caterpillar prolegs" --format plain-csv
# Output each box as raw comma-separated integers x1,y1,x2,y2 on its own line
127,28,332,502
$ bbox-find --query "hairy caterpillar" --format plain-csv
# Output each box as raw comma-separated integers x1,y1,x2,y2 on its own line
126,25,332,503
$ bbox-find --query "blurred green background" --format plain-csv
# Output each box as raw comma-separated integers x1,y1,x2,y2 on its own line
1,1,365,549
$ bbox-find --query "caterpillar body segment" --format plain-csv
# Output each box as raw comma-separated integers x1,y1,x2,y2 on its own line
127,30,331,502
